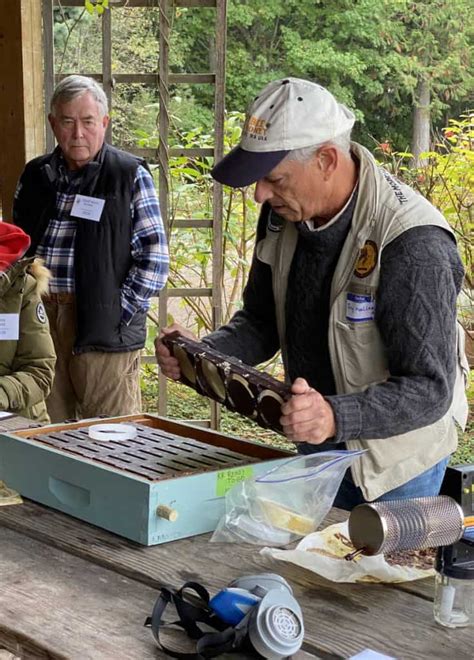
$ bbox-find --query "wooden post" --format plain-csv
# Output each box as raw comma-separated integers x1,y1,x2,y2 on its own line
157,0,171,416
0,0,45,219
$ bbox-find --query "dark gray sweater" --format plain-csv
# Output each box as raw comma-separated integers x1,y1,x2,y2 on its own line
204,203,464,444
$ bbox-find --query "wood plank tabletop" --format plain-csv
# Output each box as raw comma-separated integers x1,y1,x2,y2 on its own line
0,500,472,659
0,526,159,659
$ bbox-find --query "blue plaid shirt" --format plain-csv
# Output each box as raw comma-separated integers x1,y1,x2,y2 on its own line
17,158,169,325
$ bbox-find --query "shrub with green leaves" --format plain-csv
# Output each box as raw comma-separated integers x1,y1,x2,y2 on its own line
375,113,473,329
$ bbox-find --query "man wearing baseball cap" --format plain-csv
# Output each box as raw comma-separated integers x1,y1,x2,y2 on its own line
156,78,468,509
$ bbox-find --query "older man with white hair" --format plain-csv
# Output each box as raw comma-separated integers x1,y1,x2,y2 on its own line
156,77,468,509
14,75,169,422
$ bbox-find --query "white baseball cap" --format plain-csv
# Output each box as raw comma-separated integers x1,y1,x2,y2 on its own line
211,77,355,187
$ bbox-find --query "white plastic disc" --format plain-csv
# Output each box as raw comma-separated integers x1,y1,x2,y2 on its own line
88,423,137,442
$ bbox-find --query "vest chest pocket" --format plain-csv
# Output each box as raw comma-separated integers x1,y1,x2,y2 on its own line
335,320,389,389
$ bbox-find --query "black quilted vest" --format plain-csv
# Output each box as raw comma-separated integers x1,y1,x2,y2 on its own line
13,144,148,353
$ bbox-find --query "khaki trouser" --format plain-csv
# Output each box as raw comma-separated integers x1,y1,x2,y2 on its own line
44,294,142,423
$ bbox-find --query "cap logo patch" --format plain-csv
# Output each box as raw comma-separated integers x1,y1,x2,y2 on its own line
244,115,269,141
354,240,378,278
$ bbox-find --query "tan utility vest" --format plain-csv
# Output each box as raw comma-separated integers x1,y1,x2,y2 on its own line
257,142,469,500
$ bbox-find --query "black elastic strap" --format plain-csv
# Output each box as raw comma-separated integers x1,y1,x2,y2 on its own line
145,582,236,659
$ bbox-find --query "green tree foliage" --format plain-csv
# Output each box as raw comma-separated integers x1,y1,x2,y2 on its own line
55,1,472,150
375,113,473,312
221,0,472,150
398,2,472,116
84,0,109,16
396,1,473,160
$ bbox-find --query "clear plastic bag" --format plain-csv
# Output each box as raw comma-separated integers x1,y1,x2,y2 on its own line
211,450,365,546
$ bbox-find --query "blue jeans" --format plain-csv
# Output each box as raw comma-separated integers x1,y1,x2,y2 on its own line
333,456,450,511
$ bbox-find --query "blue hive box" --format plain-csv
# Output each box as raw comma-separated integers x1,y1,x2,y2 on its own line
0,413,292,545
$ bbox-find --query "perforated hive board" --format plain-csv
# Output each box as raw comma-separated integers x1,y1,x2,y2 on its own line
27,422,261,481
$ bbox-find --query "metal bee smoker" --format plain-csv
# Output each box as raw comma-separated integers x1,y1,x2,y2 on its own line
347,465,474,628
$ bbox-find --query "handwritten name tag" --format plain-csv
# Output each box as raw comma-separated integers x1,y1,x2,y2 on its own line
346,293,375,322
71,194,105,222
0,314,19,340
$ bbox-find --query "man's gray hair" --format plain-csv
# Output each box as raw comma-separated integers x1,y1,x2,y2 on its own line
50,75,108,116
285,131,352,163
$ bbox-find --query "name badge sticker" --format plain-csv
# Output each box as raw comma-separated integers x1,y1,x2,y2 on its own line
70,194,105,222
0,314,20,340
346,293,375,322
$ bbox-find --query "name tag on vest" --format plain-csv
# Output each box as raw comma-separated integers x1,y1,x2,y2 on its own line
0,314,19,340
71,194,105,222
346,293,375,322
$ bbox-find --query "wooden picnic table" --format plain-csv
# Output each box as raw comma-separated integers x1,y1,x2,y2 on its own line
0,500,472,660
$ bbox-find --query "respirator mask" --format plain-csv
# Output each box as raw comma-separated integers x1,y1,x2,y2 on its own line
145,573,304,658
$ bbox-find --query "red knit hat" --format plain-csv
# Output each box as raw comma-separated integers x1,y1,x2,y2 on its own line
0,222,31,273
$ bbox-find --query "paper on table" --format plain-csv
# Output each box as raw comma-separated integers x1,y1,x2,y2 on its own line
0,481,23,507
349,650,397,660
260,521,435,583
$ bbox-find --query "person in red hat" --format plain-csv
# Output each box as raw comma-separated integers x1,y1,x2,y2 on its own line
0,222,56,422
0,223,31,272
